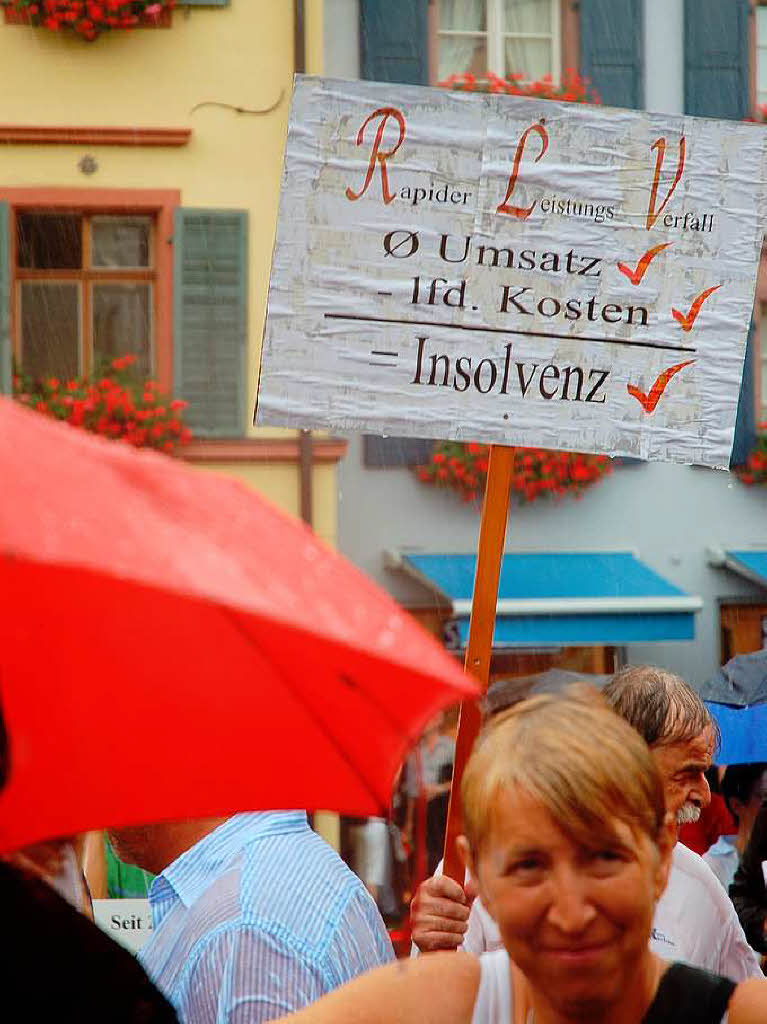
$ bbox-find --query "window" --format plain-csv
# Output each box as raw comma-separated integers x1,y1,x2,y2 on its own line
721,602,767,661
0,189,250,438
758,4,767,107
436,0,560,83
16,211,154,382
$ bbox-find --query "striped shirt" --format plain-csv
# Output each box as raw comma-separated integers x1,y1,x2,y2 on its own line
139,812,394,1023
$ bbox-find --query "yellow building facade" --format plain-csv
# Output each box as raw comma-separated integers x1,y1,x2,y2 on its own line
0,0,339,546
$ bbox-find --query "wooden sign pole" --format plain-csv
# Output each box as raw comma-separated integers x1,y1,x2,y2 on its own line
442,444,515,881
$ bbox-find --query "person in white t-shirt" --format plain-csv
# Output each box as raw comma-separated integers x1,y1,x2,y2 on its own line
278,692,767,1024
410,665,761,982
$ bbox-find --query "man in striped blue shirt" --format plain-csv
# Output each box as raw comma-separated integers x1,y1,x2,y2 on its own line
108,812,394,1023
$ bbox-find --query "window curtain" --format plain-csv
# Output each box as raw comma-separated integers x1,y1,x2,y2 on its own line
758,8,767,106
504,0,552,80
437,0,485,79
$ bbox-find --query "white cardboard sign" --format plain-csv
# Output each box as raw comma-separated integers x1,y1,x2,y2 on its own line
256,76,767,469
92,898,153,954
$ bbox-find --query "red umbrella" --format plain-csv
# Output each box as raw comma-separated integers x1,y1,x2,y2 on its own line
0,398,476,852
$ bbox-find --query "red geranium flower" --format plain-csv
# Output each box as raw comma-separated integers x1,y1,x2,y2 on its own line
413,441,611,508
13,355,192,454
12,0,173,39
735,433,767,488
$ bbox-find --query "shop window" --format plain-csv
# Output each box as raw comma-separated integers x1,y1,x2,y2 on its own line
16,212,154,383
435,0,560,82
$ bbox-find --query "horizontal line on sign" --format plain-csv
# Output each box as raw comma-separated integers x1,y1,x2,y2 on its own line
371,349,399,357
324,314,697,355
368,361,398,367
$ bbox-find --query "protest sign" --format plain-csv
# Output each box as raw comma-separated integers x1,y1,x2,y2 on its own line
256,75,766,468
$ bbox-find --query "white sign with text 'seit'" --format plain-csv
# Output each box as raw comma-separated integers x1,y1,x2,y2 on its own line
256,75,767,469
92,898,153,954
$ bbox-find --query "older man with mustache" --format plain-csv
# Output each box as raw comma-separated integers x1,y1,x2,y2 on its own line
411,666,761,981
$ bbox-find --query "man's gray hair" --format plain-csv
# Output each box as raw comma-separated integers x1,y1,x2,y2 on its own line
603,665,716,748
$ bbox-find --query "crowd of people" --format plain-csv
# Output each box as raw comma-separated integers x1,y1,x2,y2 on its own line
4,664,767,1022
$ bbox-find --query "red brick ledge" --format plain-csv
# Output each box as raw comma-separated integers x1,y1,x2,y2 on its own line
0,125,191,146
181,438,348,464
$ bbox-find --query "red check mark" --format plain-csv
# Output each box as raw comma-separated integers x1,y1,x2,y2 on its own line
672,285,720,332
617,242,673,285
627,359,695,414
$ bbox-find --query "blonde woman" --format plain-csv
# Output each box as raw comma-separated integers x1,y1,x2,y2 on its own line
280,693,766,1024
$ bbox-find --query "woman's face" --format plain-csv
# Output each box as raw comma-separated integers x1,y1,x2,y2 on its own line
469,788,671,1018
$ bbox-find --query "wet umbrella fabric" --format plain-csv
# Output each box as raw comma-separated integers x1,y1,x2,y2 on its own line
700,651,767,707
0,398,478,852
700,651,767,764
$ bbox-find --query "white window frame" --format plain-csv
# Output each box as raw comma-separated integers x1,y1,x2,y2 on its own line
15,210,157,380
757,3,767,108
435,0,561,84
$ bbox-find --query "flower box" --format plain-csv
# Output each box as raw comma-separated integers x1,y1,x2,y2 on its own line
4,1,173,41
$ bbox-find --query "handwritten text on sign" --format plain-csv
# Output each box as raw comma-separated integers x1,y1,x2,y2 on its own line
256,76,767,468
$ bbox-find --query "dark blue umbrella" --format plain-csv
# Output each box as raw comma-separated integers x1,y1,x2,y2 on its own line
700,651,767,763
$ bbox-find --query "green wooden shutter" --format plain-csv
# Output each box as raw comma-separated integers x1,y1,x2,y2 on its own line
0,202,9,396
684,0,748,119
686,0,751,465
173,208,248,438
731,323,756,467
579,0,643,109
360,0,429,85
176,1,229,6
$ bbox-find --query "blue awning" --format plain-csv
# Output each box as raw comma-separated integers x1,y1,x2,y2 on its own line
391,551,702,647
711,549,767,589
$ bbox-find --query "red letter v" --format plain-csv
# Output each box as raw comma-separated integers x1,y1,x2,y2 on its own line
646,136,685,230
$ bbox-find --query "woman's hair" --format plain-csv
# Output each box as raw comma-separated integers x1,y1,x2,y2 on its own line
722,762,767,823
461,688,666,854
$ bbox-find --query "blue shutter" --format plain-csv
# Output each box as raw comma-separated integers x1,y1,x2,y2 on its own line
173,209,248,438
730,322,756,467
686,1,752,464
0,202,9,395
360,1,428,459
360,0,429,85
684,0,748,119
579,0,643,109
